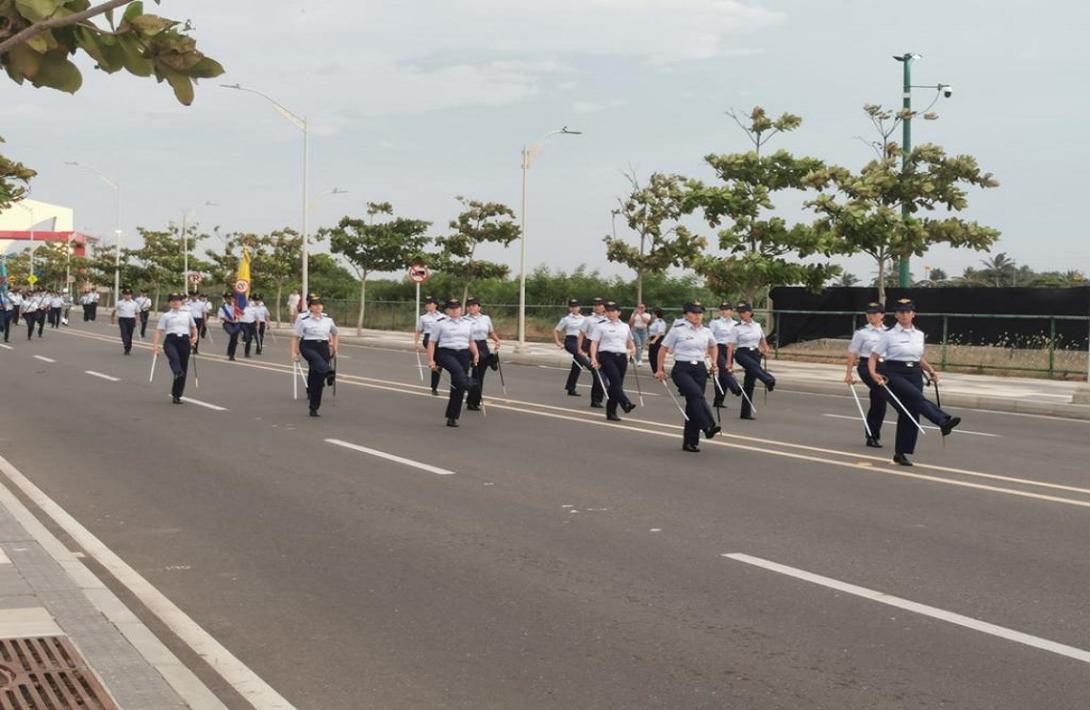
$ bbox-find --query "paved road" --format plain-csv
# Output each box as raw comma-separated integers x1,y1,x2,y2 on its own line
1,320,1088,709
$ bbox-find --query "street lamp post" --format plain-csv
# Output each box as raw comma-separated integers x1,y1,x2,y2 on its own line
221,84,310,298
179,201,217,290
65,161,121,304
13,202,35,276
518,127,581,348
893,53,951,287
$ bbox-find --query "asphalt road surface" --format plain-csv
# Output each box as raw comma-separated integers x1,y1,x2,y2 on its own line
1,319,1088,709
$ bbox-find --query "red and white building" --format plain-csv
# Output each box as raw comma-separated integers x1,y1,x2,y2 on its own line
0,199,97,257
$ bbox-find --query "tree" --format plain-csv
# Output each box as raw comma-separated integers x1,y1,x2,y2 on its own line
257,228,302,324
979,252,1018,287
1,0,223,104
324,202,431,335
434,196,520,302
0,135,35,211
834,272,859,287
603,171,705,305
131,225,208,305
685,107,842,304
808,104,1001,304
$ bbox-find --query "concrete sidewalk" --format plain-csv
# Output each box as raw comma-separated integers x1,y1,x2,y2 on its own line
320,326,1090,420
0,456,225,709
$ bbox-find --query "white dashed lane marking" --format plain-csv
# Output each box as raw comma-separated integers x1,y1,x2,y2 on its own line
85,370,120,382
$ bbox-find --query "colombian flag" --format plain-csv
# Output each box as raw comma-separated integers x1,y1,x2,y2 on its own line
233,247,251,317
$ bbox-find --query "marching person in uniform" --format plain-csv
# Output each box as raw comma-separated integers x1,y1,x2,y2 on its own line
197,293,211,339
79,289,92,321
135,289,152,338
254,294,269,354
589,301,637,421
22,290,43,340
240,298,259,358
427,299,479,428
646,308,666,375
709,303,743,408
10,288,22,326
151,293,198,404
554,299,590,396
111,288,139,354
726,302,775,420
291,295,339,417
415,296,446,395
47,291,63,328
89,289,100,320
845,302,888,448
868,298,961,466
184,292,205,353
219,292,242,360
577,297,609,408
656,302,721,452
0,289,13,342
465,298,501,411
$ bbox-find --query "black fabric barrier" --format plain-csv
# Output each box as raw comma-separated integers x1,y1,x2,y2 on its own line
769,287,1090,350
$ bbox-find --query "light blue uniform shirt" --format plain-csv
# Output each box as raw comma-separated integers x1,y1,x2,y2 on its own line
416,311,445,336
433,316,473,350
295,313,338,341
873,323,926,362
589,319,632,353
555,313,586,337
849,324,886,358
467,313,494,341
580,313,608,340
115,299,139,318
662,321,716,362
157,309,196,336
729,320,765,349
709,317,736,345
648,318,666,339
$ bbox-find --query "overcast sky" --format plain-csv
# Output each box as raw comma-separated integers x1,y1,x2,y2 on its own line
3,0,1087,284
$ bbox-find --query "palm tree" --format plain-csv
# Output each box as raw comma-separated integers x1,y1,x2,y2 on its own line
979,252,1017,287
835,272,859,287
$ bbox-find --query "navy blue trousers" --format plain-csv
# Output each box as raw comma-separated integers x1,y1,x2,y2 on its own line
734,348,774,418
857,361,887,441
300,339,332,411
878,361,948,455
597,352,631,417
563,335,591,392
436,348,473,420
672,362,716,446
583,338,604,404
163,334,191,399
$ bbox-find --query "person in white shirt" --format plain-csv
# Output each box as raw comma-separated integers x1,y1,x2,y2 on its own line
253,295,270,354
589,301,637,421
415,296,446,395
79,289,93,321
197,294,211,339
577,297,609,408
286,290,301,324
89,289,100,320
845,301,889,448
22,290,44,339
655,302,721,452
554,299,590,396
219,292,242,360
464,297,501,411
868,298,960,466
628,303,651,365
10,289,23,326
152,292,199,404
291,296,339,417
725,302,774,420
708,303,743,407
0,290,13,343
427,299,480,427
646,308,667,375
135,290,153,338
111,289,139,354
47,291,63,328
184,292,206,353
240,299,259,358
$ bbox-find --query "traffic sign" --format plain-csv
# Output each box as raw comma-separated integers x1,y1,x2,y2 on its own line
408,263,430,284
6,275,15,285
188,272,202,284
27,275,38,285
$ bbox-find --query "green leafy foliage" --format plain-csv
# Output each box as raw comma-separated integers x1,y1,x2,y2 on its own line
0,134,36,210
685,107,842,303
603,171,706,304
433,196,521,302
1,0,223,104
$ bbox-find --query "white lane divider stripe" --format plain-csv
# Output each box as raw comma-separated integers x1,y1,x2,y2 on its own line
85,370,120,382
325,438,455,475
723,553,1090,665
821,413,1000,438
0,344,12,350
33,355,55,363
179,397,227,411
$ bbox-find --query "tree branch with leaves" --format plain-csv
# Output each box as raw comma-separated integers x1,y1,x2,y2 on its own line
433,196,520,303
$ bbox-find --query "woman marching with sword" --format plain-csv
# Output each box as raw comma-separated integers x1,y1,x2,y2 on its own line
291,295,339,418
868,298,960,466
151,293,199,404
588,301,637,422
655,302,721,452
845,301,888,448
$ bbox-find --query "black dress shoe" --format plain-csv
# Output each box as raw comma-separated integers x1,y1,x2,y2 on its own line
590,401,604,409
940,416,961,436
172,396,182,404
893,453,913,466
621,401,636,413
228,356,236,361
704,425,722,440
766,380,775,392
326,371,336,386
466,404,481,411
713,397,724,408
309,409,320,417
431,388,439,396
606,413,622,421
566,389,581,396
740,414,755,420
446,418,459,428
865,437,883,448
682,443,700,453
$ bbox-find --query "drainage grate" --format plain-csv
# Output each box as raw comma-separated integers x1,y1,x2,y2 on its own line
0,636,116,709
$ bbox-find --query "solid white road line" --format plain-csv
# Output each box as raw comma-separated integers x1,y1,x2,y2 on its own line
0,344,12,350
822,413,1000,438
178,397,227,411
85,370,120,382
723,552,1090,665
33,355,55,363
325,438,456,475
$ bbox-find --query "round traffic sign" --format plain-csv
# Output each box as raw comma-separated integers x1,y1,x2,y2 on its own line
407,263,430,284
188,272,203,284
